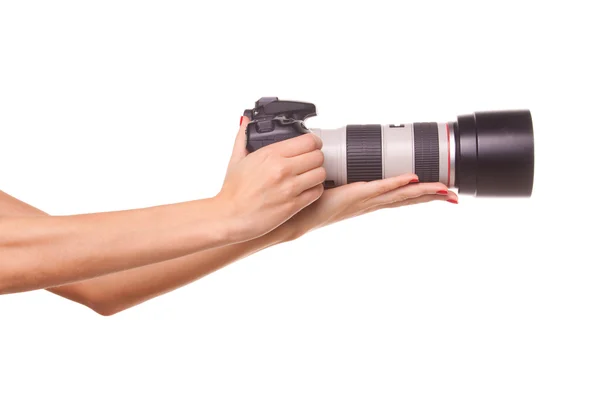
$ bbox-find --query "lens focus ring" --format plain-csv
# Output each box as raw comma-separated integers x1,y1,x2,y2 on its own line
346,125,383,183
413,122,439,182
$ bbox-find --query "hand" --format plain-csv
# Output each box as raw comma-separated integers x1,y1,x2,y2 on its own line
216,117,326,241
275,173,458,241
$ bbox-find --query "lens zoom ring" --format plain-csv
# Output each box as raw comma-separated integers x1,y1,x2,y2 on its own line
414,122,439,182
346,125,382,183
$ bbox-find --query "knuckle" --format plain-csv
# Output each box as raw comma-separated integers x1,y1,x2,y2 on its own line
316,167,327,182
315,150,325,165
280,162,293,176
408,182,429,193
312,134,323,149
304,134,320,150
280,163,292,176
271,164,289,182
376,181,394,195
282,183,296,198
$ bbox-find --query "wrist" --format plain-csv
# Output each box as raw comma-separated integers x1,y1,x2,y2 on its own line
201,195,234,245
205,193,309,246
206,196,292,249
205,193,256,245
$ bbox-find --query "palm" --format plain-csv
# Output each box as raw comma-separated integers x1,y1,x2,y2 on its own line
278,176,457,240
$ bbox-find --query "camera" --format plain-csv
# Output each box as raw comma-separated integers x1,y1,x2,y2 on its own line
245,97,534,197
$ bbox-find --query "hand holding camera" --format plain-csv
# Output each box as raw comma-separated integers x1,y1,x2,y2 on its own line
217,117,327,242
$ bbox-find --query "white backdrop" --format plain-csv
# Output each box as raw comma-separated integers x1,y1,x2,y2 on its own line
1,1,599,399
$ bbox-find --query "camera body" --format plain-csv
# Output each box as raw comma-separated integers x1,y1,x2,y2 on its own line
244,97,315,153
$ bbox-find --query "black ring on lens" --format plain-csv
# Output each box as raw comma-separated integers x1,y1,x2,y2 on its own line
413,122,439,183
346,125,382,183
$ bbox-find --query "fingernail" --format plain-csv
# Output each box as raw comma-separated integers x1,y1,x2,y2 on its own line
447,199,458,204
239,116,244,126
436,190,448,195
409,178,419,183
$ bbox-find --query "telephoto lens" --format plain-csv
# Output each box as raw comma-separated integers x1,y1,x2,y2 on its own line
245,98,535,197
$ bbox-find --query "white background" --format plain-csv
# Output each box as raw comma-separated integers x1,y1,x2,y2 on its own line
1,1,599,399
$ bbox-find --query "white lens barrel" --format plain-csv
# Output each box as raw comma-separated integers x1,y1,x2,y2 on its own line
311,123,456,188
382,124,414,184
310,127,347,186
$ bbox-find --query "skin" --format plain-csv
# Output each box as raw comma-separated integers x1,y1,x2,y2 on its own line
0,120,325,294
0,117,457,315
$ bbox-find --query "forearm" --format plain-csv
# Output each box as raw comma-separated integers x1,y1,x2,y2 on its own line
0,195,234,294
50,228,289,316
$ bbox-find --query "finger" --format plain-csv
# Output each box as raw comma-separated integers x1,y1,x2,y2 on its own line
229,116,250,165
444,191,459,204
343,173,420,202
383,190,458,209
295,183,325,210
288,149,325,175
293,167,327,194
355,194,441,217
353,190,458,218
267,133,323,158
363,182,449,208
382,194,445,209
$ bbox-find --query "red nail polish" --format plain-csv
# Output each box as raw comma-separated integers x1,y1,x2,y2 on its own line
447,199,458,204
239,116,244,126
436,190,448,195
409,178,419,183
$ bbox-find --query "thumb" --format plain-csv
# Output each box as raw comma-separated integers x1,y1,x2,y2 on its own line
229,116,250,165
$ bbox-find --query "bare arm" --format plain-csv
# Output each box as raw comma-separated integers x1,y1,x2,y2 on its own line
1,173,456,315
0,194,231,294
0,120,327,294
0,190,285,314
